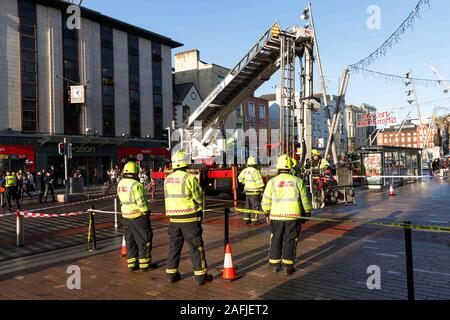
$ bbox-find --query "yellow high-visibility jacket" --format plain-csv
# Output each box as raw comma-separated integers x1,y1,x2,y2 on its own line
261,173,312,221
238,167,265,195
5,175,17,188
117,178,151,219
164,170,204,223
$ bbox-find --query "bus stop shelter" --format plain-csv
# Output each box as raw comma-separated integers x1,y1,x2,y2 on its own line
359,146,423,189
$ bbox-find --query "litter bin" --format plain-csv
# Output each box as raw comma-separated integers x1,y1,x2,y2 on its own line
69,177,84,194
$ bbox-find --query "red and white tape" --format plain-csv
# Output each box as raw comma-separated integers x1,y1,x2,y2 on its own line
19,211,85,218
89,209,166,216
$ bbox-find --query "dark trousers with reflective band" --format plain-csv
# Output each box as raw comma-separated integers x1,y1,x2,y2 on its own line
244,194,261,222
269,220,301,269
123,215,152,269
166,219,208,278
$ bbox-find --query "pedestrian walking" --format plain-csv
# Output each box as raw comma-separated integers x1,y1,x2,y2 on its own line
43,171,55,202
20,174,33,200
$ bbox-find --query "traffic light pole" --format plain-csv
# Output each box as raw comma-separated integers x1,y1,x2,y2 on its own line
64,137,69,195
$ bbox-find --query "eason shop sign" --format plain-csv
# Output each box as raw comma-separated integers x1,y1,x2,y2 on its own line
73,146,96,154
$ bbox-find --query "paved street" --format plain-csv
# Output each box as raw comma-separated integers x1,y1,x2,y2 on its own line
1,179,449,300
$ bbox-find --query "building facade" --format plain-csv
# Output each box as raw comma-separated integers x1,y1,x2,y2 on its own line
173,49,244,131
0,0,182,183
345,104,374,152
377,120,438,149
263,92,348,157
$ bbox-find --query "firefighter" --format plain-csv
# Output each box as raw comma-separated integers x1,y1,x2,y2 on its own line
117,161,154,272
3,171,20,212
306,149,330,171
164,151,212,286
238,156,265,225
261,155,312,276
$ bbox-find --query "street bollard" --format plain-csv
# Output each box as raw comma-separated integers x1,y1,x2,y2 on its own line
87,206,97,251
114,197,118,229
16,210,24,247
404,221,415,301
224,208,230,249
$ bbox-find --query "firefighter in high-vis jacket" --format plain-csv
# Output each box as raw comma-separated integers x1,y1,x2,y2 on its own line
117,161,154,272
306,149,330,171
261,155,312,276
164,151,213,286
238,156,265,225
3,172,20,212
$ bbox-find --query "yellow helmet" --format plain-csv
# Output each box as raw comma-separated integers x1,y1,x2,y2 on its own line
247,156,257,166
171,151,190,169
276,154,293,170
123,161,139,175
312,149,321,157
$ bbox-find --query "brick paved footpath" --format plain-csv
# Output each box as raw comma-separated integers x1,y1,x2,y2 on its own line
0,180,450,300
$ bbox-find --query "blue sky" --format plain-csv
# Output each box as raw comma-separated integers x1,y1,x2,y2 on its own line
82,0,450,120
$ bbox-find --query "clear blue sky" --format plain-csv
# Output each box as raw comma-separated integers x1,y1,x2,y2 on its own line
82,0,450,120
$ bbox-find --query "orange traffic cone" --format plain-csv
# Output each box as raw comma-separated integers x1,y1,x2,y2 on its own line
389,183,396,196
222,243,236,280
120,235,127,257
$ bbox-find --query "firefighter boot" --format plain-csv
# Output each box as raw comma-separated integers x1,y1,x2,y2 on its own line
167,272,181,283
269,264,281,273
283,266,295,276
195,273,213,286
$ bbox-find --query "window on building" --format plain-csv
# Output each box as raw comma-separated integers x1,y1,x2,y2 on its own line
259,104,265,120
101,26,115,136
236,105,242,117
62,11,81,135
19,0,38,132
152,42,163,137
128,34,140,137
247,102,254,121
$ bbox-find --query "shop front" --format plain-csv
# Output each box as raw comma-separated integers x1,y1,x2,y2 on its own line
45,143,117,186
118,147,170,173
0,145,35,172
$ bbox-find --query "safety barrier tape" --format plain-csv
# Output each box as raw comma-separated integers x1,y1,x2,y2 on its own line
0,212,15,218
232,208,450,234
19,211,86,218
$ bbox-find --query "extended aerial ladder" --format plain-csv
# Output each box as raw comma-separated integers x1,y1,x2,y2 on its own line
171,22,314,161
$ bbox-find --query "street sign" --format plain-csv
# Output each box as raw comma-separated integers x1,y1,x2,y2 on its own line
69,85,85,104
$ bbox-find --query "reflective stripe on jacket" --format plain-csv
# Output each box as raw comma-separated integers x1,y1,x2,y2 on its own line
5,175,17,188
117,178,150,219
261,173,312,221
238,167,265,195
164,170,204,223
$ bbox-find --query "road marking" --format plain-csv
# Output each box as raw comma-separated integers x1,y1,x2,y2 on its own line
376,253,399,258
388,271,401,275
362,239,377,243
414,269,450,277
363,246,379,250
